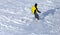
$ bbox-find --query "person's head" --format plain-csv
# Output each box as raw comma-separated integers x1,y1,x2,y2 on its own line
35,3,37,7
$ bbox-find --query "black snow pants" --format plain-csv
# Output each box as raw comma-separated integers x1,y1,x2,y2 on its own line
34,13,39,20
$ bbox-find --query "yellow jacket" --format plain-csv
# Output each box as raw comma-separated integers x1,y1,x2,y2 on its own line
31,6,36,14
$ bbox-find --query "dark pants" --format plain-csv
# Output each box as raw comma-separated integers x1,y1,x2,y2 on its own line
34,13,39,20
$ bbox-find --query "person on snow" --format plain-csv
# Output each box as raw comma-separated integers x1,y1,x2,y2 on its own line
31,3,41,20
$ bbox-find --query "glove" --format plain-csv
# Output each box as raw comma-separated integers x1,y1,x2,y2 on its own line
38,11,41,13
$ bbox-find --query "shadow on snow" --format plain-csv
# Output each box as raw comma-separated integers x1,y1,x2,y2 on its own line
40,7,60,20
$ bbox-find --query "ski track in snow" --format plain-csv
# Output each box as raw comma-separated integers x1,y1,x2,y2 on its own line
0,0,60,35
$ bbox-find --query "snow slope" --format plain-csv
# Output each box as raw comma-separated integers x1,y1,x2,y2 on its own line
0,0,60,35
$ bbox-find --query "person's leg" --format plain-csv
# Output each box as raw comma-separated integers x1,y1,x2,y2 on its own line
34,13,39,20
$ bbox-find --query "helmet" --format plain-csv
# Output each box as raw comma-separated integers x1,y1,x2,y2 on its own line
35,3,37,7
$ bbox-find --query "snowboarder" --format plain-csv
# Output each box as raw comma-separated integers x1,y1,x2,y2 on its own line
31,3,41,20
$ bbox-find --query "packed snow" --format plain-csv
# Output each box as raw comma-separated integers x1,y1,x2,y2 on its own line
0,0,60,35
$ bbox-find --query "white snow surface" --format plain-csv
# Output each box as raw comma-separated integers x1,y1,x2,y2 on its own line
0,0,60,35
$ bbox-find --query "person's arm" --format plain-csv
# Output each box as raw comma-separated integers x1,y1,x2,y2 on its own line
34,10,36,14
36,8,41,13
